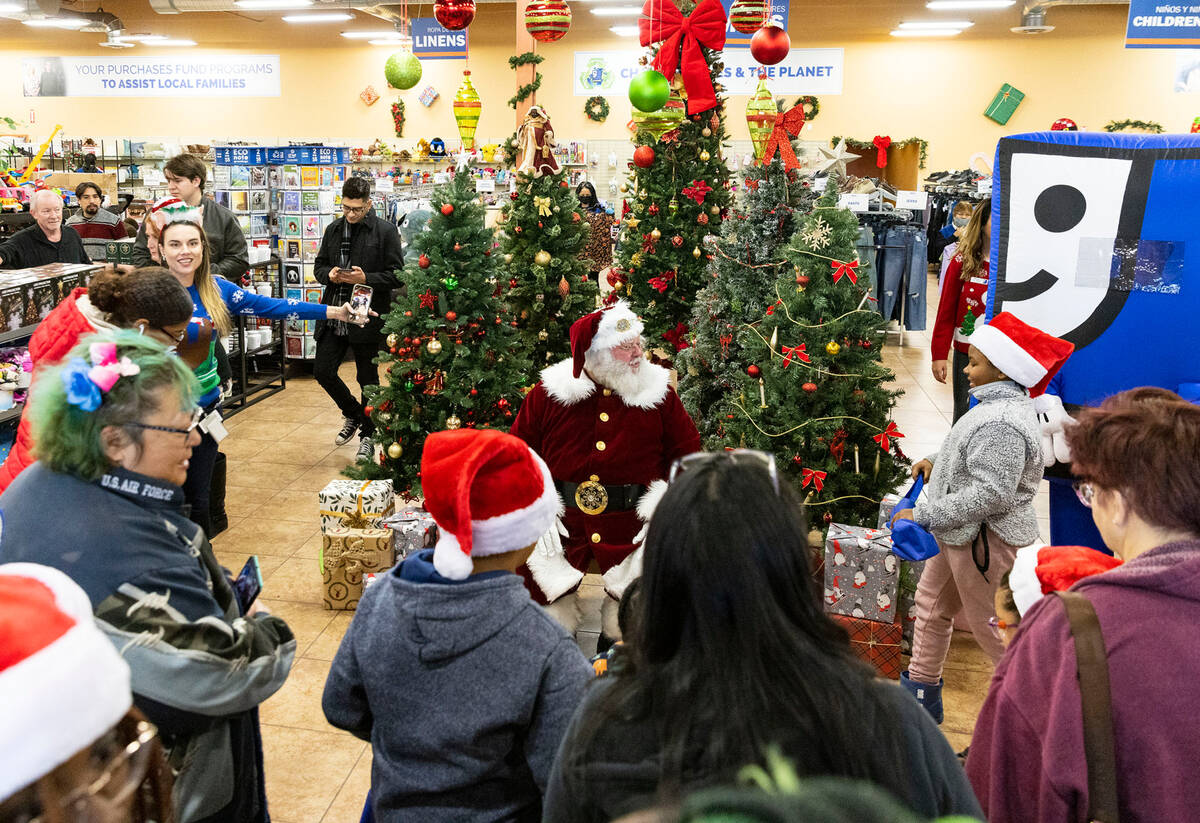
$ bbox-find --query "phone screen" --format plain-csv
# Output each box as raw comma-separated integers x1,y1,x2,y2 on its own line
233,555,263,614
350,284,373,321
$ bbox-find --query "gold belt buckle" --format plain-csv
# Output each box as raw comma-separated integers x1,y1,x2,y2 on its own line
574,475,608,516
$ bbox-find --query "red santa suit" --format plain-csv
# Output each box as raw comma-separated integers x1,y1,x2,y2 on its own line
511,301,700,613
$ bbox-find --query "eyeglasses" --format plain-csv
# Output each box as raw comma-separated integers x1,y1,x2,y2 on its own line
1073,480,1095,509
986,616,1012,641
341,204,369,215
668,448,779,496
159,325,188,344
31,720,158,823
124,406,203,440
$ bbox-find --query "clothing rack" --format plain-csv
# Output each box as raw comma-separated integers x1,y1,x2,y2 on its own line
857,208,925,346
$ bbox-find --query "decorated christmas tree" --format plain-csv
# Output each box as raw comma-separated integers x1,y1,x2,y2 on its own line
346,171,531,492
499,166,598,367
610,2,732,357
716,179,910,528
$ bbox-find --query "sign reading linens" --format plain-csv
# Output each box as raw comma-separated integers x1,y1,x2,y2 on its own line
21,55,280,97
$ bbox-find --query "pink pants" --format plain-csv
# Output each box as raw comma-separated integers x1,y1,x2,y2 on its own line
908,526,1019,685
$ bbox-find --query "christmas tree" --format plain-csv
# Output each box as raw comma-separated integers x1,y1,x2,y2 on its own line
716,179,910,528
677,154,815,445
346,171,531,492
499,168,598,367
611,33,732,357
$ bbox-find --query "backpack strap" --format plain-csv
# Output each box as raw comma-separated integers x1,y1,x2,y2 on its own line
1055,590,1120,823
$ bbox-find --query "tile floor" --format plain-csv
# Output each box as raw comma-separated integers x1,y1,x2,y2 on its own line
214,276,1049,821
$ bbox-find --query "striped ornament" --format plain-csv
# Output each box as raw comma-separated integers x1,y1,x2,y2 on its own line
745,74,776,161
632,89,686,141
525,0,572,42
453,71,482,150
729,0,769,34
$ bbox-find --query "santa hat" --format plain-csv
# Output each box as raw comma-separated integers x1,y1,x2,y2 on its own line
968,312,1074,397
421,429,562,580
0,563,132,799
1008,544,1123,617
147,196,204,239
569,300,644,378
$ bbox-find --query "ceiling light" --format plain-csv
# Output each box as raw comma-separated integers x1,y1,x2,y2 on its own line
926,0,1014,8
22,17,88,28
117,33,166,41
340,29,398,38
609,24,638,35
898,20,973,29
234,0,312,8
144,38,197,45
0,2,24,12
367,38,408,45
890,28,962,36
591,5,641,15
283,12,352,22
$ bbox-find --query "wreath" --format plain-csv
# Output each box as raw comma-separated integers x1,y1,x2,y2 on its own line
1104,118,1164,134
585,96,610,123
796,95,820,122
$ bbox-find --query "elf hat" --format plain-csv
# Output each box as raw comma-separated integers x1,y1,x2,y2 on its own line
1008,544,1123,617
569,300,644,378
968,312,1074,397
421,429,562,580
0,563,132,799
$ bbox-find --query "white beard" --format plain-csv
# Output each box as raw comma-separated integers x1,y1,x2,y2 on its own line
585,345,652,399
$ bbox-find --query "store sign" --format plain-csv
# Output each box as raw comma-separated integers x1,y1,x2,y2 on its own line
574,48,842,96
20,55,279,97
264,146,349,165
1126,0,1200,47
720,0,789,48
411,18,467,59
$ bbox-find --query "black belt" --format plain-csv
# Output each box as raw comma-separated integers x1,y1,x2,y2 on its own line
556,480,647,514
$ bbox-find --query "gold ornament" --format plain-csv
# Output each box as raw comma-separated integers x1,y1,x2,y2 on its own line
825,341,841,355
387,442,403,459
619,182,629,193
386,333,399,348
534,250,552,266
504,253,513,264
445,415,462,430
538,329,549,341
426,338,443,355
702,127,712,137
710,204,720,215
638,190,648,201
699,149,710,162
650,228,661,240
692,246,702,258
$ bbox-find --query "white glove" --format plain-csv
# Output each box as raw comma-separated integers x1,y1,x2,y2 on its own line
526,516,583,603
534,515,570,558
1034,394,1075,467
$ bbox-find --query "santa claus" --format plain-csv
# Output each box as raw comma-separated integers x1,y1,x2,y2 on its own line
511,300,701,640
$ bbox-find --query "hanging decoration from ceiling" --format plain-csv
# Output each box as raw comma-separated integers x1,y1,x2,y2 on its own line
750,22,790,66
453,70,482,150
385,51,422,91
434,0,475,31
745,73,776,161
525,0,572,42
628,69,670,113
728,0,769,34
637,0,727,114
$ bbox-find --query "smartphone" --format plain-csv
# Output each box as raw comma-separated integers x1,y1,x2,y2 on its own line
233,555,263,614
350,284,373,322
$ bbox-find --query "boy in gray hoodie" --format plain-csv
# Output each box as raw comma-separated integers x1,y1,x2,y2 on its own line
322,429,592,822
890,312,1072,724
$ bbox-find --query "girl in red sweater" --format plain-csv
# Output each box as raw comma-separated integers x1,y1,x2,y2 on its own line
931,203,991,422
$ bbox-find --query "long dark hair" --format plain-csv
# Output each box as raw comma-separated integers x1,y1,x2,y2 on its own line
564,458,910,803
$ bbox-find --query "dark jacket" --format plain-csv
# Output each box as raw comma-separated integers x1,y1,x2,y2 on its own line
543,678,983,823
313,209,403,342
0,463,296,823
0,222,89,268
322,549,592,822
132,196,249,280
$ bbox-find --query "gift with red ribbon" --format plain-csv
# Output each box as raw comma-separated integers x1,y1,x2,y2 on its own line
872,135,891,168
638,0,728,114
830,259,859,285
800,467,826,491
873,421,904,451
762,103,806,171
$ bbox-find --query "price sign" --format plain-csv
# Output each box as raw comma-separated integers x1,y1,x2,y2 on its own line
896,190,928,210
374,177,394,193
838,193,869,212
475,178,495,193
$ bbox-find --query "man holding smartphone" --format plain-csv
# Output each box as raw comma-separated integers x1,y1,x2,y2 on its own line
314,177,404,461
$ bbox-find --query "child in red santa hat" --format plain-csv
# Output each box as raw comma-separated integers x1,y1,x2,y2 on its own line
891,312,1074,724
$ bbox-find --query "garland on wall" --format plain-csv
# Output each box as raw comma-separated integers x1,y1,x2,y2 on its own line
390,101,405,138
508,52,545,110
584,95,610,122
1104,118,1164,133
832,136,929,169
794,95,819,122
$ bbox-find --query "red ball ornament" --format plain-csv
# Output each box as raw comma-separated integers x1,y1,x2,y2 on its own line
495,317,502,324
572,212,581,222
861,339,873,349
524,0,571,43
795,274,810,288
440,203,455,216
648,203,660,215
510,191,519,200
560,180,569,188
470,388,478,395
364,405,375,416
750,24,790,66
433,0,475,30
445,311,457,322
823,511,834,526
802,382,818,393
418,254,430,269
514,226,523,234
404,310,413,316
497,397,509,408
747,364,760,377
633,145,656,168
454,242,461,251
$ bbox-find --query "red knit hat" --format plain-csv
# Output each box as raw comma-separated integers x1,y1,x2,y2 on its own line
1008,544,1123,616
569,299,644,378
969,312,1074,397
421,428,561,579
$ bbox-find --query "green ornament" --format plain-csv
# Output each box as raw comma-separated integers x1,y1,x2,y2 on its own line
385,51,422,91
404,380,415,391
628,69,669,113
669,198,679,216
442,276,459,290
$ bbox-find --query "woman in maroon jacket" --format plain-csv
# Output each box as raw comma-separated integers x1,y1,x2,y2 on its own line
967,387,1200,822
930,202,989,423
0,267,195,492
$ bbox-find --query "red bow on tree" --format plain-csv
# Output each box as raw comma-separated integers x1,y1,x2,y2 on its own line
873,421,904,451
872,135,891,168
719,332,732,356
763,103,806,171
765,298,783,316
744,177,760,190
830,259,859,285
648,270,676,293
638,0,728,114
779,342,809,368
682,179,713,204
662,321,691,352
419,289,437,310
830,428,847,464
801,468,827,491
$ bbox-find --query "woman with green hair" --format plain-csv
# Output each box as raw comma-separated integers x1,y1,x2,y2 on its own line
0,330,296,823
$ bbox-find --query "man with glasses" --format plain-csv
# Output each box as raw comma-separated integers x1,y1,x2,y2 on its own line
511,300,700,646
313,177,403,461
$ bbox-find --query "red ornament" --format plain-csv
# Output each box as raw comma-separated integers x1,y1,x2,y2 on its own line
470,388,478,395
750,24,790,66
433,0,475,30
446,311,457,322
697,213,709,225
633,145,656,168
572,212,581,222
509,278,518,288
364,405,375,416
454,242,462,251
823,511,833,526
671,235,683,248
795,273,810,288
510,191,519,200
514,226,523,234
861,339,873,349
497,397,509,408
560,180,569,188
648,203,660,215
802,382,818,393
524,0,572,42
746,364,760,377
418,254,431,269
440,203,455,216
404,310,413,317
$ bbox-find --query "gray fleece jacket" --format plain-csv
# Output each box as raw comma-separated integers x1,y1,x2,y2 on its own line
915,380,1042,547
322,550,592,822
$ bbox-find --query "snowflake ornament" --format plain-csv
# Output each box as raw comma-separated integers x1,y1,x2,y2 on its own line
802,218,832,250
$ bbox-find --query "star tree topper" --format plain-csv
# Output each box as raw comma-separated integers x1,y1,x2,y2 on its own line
816,139,862,178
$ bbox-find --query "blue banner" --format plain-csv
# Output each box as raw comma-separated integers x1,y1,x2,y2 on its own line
411,18,468,59
265,146,349,165
720,0,789,48
1126,0,1200,47
214,146,268,166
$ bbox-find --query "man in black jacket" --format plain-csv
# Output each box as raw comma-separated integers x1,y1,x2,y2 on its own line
0,189,90,269
314,176,404,460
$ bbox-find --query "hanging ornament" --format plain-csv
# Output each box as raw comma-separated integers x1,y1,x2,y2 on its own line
648,203,660,215
524,0,572,41
386,334,399,348
535,249,552,266
404,380,415,391
697,212,709,225
631,86,685,140
745,73,776,161
418,254,430,269
701,127,712,137
710,204,720,215
671,235,683,247
628,69,670,113
441,203,455,216
445,415,462,430
729,0,769,34
426,339,443,355
445,310,458,322
434,0,475,30
504,254,513,264
750,23,790,66
823,511,834,526
387,442,403,459
385,51,423,91
825,340,841,355
453,71,482,150
442,276,458,289
558,276,570,297
699,149,711,162
795,273,810,290
650,228,661,240
746,364,760,377
692,246,702,258
633,145,656,168
802,381,818,393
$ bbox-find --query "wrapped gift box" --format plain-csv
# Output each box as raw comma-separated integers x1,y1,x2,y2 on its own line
321,527,395,610
318,478,395,532
898,559,926,654
984,83,1025,125
830,613,902,680
380,505,439,559
824,523,899,624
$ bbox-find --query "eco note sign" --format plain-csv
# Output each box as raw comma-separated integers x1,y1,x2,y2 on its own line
21,55,281,97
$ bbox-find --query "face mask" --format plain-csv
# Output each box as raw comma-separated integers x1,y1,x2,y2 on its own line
953,216,969,228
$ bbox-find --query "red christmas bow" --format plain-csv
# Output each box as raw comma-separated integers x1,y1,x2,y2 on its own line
873,421,904,451
872,135,891,168
830,259,859,285
765,298,783,316
648,270,676,293
779,342,809,368
801,468,827,491
662,321,691,352
639,0,728,115
719,332,732,355
763,103,806,171
682,179,713,204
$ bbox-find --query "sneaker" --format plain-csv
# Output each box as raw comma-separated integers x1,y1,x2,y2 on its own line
356,436,375,463
334,416,358,446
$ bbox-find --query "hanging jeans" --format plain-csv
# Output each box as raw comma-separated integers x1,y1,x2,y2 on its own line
856,224,877,293
879,225,928,330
